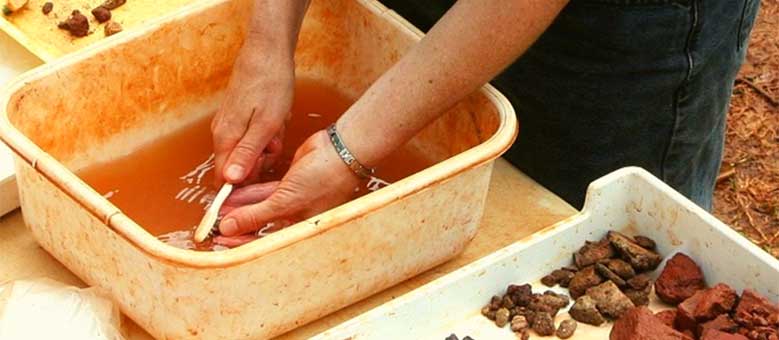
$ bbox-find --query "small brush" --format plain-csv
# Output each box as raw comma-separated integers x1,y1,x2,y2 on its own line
194,183,233,243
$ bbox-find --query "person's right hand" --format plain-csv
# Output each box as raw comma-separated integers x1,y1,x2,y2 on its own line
211,50,295,185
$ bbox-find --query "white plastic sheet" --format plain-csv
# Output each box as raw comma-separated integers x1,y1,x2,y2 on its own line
0,278,124,340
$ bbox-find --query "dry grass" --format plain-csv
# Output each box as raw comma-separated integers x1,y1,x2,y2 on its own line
713,0,779,258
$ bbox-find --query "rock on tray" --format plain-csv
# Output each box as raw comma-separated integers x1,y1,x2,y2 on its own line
607,231,663,272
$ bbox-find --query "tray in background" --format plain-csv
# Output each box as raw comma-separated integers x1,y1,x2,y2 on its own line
0,0,195,61
313,167,779,340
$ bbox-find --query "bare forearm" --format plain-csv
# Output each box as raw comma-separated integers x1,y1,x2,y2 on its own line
243,0,311,58
337,0,568,166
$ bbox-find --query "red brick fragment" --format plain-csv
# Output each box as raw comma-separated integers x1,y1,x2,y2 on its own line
655,309,678,328
610,307,693,340
694,284,739,321
701,329,749,340
733,289,779,329
655,253,706,305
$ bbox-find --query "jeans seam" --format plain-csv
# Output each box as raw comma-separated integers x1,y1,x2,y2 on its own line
661,0,698,181
737,0,750,51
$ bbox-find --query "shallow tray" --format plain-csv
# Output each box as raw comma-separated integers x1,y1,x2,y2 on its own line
313,167,779,340
0,0,194,61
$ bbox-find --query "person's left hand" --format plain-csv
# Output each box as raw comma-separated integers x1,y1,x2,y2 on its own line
214,129,361,247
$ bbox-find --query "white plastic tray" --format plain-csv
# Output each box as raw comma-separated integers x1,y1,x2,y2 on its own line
313,167,779,340
0,29,40,217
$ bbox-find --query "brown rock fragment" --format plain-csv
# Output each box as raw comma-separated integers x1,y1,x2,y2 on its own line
633,235,657,250
608,231,663,271
570,295,606,326
481,305,495,320
606,259,637,279
495,307,510,327
507,284,533,307
104,21,123,36
510,315,529,332
655,253,706,305
518,329,530,340
628,274,652,290
596,262,627,287
501,295,515,309
574,239,616,269
556,269,576,288
541,274,557,287
569,265,603,299
91,6,111,23
489,295,501,310
586,280,636,319
41,2,52,14
100,0,126,10
543,268,577,288
625,286,652,306
610,307,693,340
531,311,555,336
556,319,577,339
539,291,570,309
58,10,90,37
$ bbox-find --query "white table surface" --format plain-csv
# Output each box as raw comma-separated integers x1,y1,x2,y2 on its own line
0,29,41,216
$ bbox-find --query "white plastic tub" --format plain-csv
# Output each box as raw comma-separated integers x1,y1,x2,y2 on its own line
314,167,779,339
0,0,517,339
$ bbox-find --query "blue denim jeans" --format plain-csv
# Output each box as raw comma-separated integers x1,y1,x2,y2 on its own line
381,0,760,210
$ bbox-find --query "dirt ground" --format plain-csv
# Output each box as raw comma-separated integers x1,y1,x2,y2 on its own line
713,0,779,258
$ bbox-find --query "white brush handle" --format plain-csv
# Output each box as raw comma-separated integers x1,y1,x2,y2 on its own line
194,183,233,243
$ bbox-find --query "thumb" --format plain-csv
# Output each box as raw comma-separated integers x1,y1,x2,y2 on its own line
219,193,290,236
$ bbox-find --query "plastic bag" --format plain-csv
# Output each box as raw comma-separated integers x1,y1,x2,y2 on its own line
0,278,124,340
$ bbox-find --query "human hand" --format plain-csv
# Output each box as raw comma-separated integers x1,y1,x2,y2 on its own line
211,50,294,185
215,130,361,244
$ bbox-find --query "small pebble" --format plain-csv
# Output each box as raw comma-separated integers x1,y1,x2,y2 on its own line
595,262,627,287
502,295,515,309
42,2,52,14
445,334,459,340
510,315,529,332
556,319,578,339
104,20,123,36
490,295,502,310
91,6,111,23
627,274,651,290
553,268,577,287
531,311,555,336
100,0,126,10
495,307,511,327
541,274,558,287
481,306,491,317
519,329,530,340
